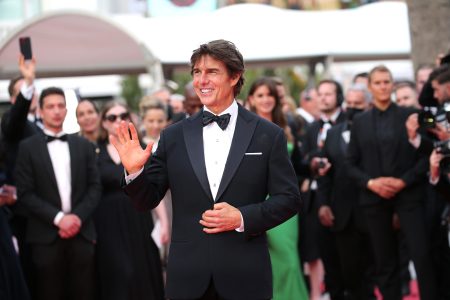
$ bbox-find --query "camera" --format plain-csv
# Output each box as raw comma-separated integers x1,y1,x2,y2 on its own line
435,139,450,156
435,139,450,173
419,106,439,129
419,105,450,129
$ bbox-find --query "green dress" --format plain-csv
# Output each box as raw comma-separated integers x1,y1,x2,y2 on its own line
267,142,308,300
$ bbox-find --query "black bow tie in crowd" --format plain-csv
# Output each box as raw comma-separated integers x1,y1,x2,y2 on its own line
46,134,68,143
202,111,231,131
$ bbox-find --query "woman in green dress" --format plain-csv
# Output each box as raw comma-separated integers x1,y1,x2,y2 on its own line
247,77,308,300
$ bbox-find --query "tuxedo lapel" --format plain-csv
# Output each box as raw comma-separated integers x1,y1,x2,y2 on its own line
183,111,214,201
67,135,78,196
37,134,58,188
216,106,258,201
339,123,349,154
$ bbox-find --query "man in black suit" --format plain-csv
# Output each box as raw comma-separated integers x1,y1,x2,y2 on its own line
1,55,41,294
346,65,437,300
316,83,375,300
300,79,347,300
111,40,300,300
1,55,40,185
15,87,101,300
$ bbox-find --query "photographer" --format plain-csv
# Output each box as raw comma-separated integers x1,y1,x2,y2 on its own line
408,67,450,299
406,66,450,155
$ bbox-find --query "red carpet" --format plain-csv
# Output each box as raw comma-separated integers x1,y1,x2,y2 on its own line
375,280,419,300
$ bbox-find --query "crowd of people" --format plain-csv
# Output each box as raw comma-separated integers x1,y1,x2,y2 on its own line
0,39,450,300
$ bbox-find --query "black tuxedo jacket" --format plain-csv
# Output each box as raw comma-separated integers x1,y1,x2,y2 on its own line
14,132,101,244
125,106,300,300
301,111,347,212
1,92,41,184
302,112,347,162
346,104,427,206
316,122,362,231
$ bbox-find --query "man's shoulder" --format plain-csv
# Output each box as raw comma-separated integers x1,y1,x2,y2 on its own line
352,110,371,124
240,108,282,135
17,133,44,155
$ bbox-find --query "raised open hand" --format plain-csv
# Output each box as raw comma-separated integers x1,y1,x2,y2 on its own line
109,121,153,174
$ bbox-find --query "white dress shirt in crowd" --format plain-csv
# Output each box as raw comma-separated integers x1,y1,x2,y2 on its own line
43,128,72,225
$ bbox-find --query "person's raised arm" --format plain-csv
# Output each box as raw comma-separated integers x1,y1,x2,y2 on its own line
19,54,36,87
109,121,153,174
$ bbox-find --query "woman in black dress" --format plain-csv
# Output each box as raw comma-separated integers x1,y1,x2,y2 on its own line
95,101,164,300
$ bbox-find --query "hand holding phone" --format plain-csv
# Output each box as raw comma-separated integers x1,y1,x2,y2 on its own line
19,37,33,60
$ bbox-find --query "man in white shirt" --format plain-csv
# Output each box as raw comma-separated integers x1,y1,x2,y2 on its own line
15,87,101,300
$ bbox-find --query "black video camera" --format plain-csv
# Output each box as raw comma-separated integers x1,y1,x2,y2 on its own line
419,105,450,129
434,139,450,173
435,139,450,156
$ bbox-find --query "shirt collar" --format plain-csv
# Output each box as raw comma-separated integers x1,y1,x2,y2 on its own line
297,108,315,123
374,102,394,114
203,100,238,117
320,108,341,123
203,100,238,132
43,128,66,137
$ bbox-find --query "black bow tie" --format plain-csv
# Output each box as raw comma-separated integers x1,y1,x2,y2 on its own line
202,111,231,131
320,119,333,127
46,134,68,143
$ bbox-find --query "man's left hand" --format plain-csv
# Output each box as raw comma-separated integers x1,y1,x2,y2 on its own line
200,202,242,234
383,177,406,194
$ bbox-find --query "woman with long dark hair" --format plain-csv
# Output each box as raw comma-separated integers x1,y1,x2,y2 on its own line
248,77,308,300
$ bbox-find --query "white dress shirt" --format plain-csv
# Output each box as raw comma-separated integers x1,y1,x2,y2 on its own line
43,129,72,225
203,101,237,200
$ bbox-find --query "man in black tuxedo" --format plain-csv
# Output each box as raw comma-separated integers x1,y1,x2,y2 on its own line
111,40,300,300
346,65,437,300
316,83,375,300
15,87,101,300
300,79,347,300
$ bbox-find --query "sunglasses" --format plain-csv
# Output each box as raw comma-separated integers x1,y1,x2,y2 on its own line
104,112,130,122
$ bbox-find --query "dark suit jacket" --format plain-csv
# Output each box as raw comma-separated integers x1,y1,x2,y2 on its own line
14,132,101,244
316,122,361,231
125,106,300,300
1,92,40,185
301,111,347,212
435,174,450,201
346,104,428,206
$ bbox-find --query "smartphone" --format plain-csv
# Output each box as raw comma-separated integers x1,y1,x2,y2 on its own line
19,37,32,60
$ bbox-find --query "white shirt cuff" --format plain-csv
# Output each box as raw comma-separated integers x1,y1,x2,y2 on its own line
20,82,34,100
235,212,245,232
53,211,65,226
125,167,144,184
429,175,440,186
409,134,421,149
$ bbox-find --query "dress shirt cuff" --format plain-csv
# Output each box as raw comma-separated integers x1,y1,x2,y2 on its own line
429,175,440,186
53,211,65,226
125,167,144,184
20,82,34,100
409,134,421,149
235,212,245,232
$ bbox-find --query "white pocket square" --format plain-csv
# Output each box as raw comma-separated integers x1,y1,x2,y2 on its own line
245,152,262,156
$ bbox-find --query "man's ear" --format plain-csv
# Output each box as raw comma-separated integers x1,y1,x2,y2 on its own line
230,73,241,87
